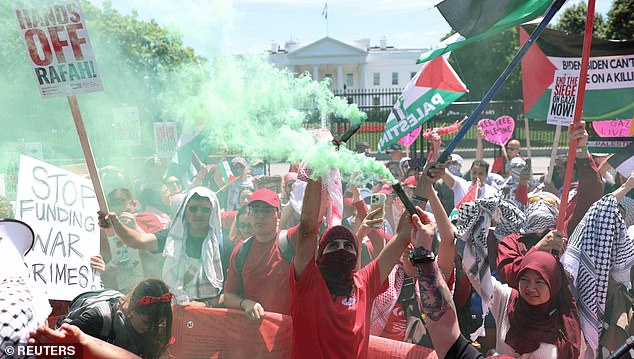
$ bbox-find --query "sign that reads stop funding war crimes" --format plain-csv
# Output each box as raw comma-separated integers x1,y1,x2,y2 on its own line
547,70,579,126
15,1,103,97
16,155,101,300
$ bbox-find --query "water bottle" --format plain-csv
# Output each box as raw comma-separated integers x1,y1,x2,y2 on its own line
175,286,189,305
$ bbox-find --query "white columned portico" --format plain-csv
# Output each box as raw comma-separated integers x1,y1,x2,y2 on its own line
336,64,343,91
312,65,319,81
360,63,367,89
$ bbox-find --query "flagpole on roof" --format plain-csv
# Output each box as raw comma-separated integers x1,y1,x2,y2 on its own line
435,0,566,164
322,2,328,36
556,0,597,234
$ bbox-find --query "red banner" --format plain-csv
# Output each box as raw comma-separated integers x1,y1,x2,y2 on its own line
169,307,437,358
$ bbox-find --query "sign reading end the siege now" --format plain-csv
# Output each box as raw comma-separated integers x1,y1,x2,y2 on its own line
547,70,579,126
15,1,103,97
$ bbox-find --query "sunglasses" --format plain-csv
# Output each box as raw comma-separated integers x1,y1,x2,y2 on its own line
507,147,520,151
528,196,558,206
187,205,211,214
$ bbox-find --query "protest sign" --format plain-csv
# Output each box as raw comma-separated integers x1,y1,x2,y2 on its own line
546,70,579,126
254,176,282,193
16,155,101,300
592,119,633,137
112,106,141,148
522,25,634,120
607,141,634,178
154,122,178,159
15,1,103,97
477,116,515,146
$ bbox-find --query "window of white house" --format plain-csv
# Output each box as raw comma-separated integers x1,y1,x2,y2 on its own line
373,73,380,86
392,72,398,85
346,73,353,87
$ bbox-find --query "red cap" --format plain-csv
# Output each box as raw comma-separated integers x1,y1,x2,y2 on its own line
248,189,280,210
403,176,416,186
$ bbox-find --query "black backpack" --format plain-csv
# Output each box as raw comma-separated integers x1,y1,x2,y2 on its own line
57,290,125,338
236,230,293,274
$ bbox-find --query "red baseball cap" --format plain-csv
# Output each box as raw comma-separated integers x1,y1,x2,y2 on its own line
248,189,281,211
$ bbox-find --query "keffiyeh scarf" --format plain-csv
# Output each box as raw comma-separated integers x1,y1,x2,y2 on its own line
455,196,525,339
370,265,422,336
163,187,224,300
560,194,634,355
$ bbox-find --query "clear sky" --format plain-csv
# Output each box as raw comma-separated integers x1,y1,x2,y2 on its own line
91,0,615,57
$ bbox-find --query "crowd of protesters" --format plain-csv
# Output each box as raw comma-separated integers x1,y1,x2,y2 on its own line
9,120,634,358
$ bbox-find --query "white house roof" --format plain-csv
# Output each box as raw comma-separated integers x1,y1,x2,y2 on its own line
288,37,367,57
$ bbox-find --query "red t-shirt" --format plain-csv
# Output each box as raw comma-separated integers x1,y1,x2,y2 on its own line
380,305,407,341
491,155,506,175
224,225,299,315
290,258,387,359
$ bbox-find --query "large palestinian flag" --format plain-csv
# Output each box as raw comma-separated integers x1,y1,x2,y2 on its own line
521,24,634,120
377,56,467,152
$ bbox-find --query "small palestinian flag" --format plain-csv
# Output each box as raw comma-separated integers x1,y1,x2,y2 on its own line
219,161,236,183
607,141,634,178
419,0,553,63
521,24,634,120
449,181,479,222
378,56,467,152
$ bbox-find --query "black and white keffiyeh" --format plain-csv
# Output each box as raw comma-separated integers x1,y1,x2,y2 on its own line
561,194,634,355
455,196,525,339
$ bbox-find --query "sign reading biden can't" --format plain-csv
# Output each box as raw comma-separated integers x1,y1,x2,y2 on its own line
15,1,103,97
16,155,101,300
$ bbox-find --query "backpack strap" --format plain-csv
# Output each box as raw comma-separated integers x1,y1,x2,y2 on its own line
277,229,294,263
236,236,255,275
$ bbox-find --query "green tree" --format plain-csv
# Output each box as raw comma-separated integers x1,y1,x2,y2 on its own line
605,0,634,40
447,28,522,101
552,2,607,39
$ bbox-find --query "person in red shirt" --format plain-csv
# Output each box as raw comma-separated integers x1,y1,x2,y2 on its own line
491,139,522,177
224,189,299,317
290,178,413,359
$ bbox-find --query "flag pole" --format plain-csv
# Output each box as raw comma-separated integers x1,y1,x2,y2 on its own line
437,0,566,163
67,95,109,213
556,0,596,233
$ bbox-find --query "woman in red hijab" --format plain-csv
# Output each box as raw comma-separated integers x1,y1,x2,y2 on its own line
488,250,584,357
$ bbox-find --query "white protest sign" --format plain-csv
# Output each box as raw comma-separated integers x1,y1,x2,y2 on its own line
154,122,178,159
547,70,579,126
16,155,101,300
15,1,103,97
112,106,141,147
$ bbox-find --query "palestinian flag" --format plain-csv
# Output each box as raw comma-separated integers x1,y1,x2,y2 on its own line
218,161,236,183
449,181,479,222
418,0,554,63
607,141,634,178
521,24,634,120
377,56,467,152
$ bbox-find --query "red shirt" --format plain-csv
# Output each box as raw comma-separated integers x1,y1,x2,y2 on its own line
290,258,387,359
380,305,407,341
224,225,299,315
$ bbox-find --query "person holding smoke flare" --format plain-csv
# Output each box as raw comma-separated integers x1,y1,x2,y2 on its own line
289,174,414,358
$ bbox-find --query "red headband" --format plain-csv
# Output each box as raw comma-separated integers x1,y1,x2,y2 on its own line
136,292,173,306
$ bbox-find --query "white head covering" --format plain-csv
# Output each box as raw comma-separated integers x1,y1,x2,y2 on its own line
162,187,224,300
0,219,34,279
620,196,634,228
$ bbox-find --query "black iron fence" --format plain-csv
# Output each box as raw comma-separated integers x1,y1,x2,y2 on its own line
327,88,566,158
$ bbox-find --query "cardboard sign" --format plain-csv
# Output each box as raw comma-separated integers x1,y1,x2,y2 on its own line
154,122,178,159
592,119,634,138
477,116,515,146
16,155,101,300
547,70,579,126
15,1,103,97
253,176,282,193
112,106,141,147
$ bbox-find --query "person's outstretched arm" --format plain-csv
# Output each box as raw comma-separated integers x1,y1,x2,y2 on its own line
98,211,158,251
409,208,461,359
293,178,324,279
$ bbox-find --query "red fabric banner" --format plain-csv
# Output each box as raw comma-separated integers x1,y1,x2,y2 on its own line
169,307,437,358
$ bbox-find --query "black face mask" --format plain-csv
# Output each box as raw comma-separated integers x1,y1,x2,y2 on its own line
317,249,357,296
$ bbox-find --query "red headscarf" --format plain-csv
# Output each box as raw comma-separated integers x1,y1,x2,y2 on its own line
505,251,582,358
316,225,358,296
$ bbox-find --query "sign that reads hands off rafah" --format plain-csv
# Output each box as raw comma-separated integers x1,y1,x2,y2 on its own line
16,155,101,300
15,0,103,97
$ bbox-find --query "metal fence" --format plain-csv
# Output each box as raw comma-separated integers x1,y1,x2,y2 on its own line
327,88,566,158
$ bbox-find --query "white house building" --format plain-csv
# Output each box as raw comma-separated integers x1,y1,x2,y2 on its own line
268,37,427,92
